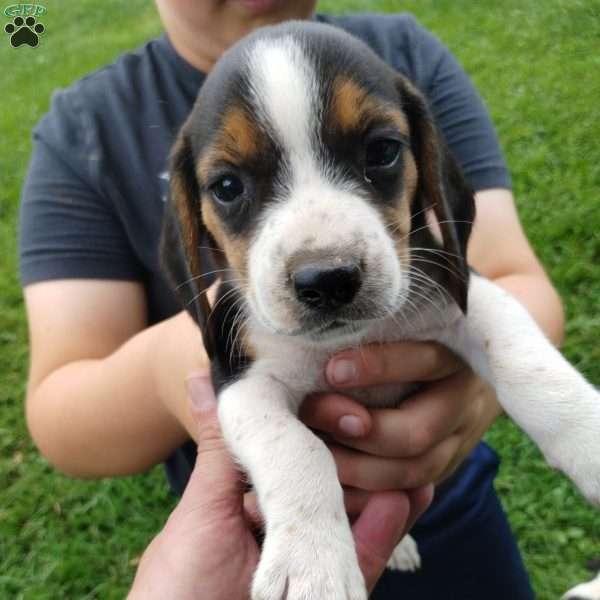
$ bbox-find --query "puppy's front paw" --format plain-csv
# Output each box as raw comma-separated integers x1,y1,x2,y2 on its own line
251,522,367,600
386,534,421,572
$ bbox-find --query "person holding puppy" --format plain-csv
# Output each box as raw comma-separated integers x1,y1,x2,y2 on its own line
20,0,564,597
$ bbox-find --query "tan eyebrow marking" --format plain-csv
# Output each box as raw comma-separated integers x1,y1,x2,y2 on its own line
330,75,410,136
197,107,261,181
330,75,417,235
221,107,259,158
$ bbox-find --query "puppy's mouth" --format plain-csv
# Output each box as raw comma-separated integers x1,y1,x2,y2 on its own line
305,319,363,341
269,318,362,341
253,307,369,339
322,319,346,331
280,310,385,341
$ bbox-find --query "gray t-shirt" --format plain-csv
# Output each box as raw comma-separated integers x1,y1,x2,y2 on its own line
19,12,510,327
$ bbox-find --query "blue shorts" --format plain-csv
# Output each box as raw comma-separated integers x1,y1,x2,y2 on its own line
165,441,534,599
372,442,534,599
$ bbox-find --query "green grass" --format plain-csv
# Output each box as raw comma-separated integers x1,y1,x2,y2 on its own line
1,1,598,598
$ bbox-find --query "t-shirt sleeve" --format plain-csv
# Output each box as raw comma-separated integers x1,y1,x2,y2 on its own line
19,86,145,287
403,17,511,191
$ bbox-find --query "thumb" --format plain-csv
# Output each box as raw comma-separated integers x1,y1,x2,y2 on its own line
351,491,410,592
177,373,244,516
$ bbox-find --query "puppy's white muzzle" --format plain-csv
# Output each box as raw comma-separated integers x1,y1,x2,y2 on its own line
247,182,406,338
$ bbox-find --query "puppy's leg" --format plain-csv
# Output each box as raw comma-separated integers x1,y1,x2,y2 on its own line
438,273,600,506
218,373,367,600
387,534,421,572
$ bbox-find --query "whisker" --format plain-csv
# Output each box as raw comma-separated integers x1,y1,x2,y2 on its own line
409,246,462,260
407,268,448,300
196,245,226,253
384,204,433,232
407,266,454,304
405,267,454,323
404,283,448,327
229,306,248,367
176,267,236,290
380,302,408,335
185,277,243,307
205,285,244,326
228,309,243,362
222,294,247,340
409,256,467,282
397,219,474,243
401,294,429,332
398,244,468,283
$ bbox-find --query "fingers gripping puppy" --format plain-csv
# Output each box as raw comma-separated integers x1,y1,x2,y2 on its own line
161,22,600,600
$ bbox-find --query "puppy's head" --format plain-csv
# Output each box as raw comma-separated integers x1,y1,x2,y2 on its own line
162,21,475,352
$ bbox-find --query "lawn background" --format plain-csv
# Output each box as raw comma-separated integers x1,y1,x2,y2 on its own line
1,1,599,598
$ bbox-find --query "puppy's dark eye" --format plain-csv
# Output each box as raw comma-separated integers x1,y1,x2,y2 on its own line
365,139,401,169
210,175,244,203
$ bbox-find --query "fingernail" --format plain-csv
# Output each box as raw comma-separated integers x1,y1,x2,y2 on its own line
338,415,365,437
186,374,217,414
329,358,357,385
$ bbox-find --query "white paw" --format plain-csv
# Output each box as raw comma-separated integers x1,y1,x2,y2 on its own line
562,571,600,600
386,534,421,572
251,521,367,600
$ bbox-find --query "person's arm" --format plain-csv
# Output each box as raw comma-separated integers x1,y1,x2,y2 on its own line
20,85,212,477
469,188,564,345
24,279,206,476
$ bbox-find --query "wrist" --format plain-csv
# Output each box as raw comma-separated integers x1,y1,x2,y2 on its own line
152,311,209,441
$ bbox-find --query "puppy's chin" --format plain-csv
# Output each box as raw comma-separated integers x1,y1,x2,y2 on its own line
250,299,409,348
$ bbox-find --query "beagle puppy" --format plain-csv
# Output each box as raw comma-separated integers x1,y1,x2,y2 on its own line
161,21,600,600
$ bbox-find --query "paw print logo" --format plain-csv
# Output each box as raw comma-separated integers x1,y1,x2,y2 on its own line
4,16,45,48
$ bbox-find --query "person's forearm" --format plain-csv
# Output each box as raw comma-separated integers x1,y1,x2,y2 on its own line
468,189,565,348
26,311,207,477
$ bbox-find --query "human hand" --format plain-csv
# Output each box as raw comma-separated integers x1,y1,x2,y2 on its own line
129,373,433,600
128,373,258,600
300,341,503,492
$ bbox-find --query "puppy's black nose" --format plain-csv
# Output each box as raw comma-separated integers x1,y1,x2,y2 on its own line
292,263,362,310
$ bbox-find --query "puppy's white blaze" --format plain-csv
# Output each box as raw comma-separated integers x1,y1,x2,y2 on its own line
246,35,407,339
247,36,320,185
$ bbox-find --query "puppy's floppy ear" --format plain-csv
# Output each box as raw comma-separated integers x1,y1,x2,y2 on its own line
160,129,217,360
397,77,476,313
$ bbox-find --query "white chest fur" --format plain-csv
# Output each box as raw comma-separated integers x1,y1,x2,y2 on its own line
245,301,461,409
